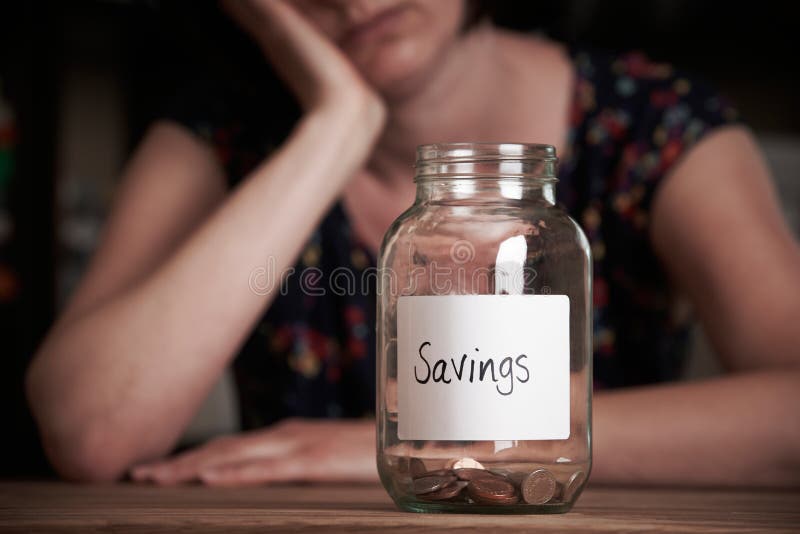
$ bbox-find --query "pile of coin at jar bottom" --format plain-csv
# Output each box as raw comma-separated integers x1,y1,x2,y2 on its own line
409,458,585,506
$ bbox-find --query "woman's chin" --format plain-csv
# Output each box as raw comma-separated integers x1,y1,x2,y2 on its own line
350,39,438,101
365,67,426,101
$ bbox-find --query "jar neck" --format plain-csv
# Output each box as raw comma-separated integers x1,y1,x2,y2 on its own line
415,178,557,205
413,142,558,205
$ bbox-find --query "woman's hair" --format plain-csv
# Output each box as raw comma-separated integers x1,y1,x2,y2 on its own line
463,0,491,30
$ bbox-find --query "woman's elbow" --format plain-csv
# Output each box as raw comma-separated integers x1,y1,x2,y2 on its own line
40,425,130,482
25,354,130,482
765,368,800,486
784,374,800,477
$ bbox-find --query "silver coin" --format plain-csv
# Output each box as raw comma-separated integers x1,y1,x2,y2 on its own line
561,470,587,502
521,468,557,505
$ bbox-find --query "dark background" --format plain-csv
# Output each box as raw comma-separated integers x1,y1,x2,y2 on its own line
1,0,798,477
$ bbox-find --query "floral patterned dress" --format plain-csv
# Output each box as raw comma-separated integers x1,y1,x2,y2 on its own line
164,47,739,429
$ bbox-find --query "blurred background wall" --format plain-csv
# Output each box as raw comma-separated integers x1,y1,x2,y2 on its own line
1,0,798,477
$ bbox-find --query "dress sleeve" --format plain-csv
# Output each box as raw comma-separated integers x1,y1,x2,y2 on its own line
609,53,741,227
156,75,299,189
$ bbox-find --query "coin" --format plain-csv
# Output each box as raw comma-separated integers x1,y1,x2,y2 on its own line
409,458,427,477
421,480,469,501
413,475,456,495
454,468,494,481
414,469,453,478
521,468,557,505
467,477,518,505
490,472,520,487
560,470,587,502
447,457,485,470
500,470,527,486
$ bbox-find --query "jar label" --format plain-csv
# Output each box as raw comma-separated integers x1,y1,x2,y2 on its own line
397,294,570,441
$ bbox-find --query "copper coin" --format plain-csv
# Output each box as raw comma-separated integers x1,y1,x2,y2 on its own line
413,469,453,479
561,470,586,502
487,472,519,488
454,468,495,481
497,470,526,486
489,493,519,505
421,480,469,501
413,475,456,495
409,458,427,477
521,468,557,505
467,477,518,505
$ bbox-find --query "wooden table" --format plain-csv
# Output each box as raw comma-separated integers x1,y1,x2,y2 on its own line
1,481,798,532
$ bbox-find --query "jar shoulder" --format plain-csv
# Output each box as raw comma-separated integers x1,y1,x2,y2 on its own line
380,203,590,263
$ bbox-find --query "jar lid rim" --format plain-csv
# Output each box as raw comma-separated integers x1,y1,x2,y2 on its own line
416,142,558,164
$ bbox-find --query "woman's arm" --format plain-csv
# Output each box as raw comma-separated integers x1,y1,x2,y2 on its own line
129,128,800,490
593,126,800,487
593,369,800,486
26,0,385,482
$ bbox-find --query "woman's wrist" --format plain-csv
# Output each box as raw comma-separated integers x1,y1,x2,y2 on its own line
287,95,385,180
309,90,386,142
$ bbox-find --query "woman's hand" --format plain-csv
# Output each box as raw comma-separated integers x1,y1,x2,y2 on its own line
130,419,377,486
222,0,385,120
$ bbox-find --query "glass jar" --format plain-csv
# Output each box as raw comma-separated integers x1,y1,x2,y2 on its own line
376,143,592,514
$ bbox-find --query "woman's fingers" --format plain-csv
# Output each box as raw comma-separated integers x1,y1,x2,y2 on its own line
129,431,297,485
199,441,377,487
130,446,228,485
220,0,368,110
199,444,377,487
130,420,378,486
131,452,226,485
199,456,307,487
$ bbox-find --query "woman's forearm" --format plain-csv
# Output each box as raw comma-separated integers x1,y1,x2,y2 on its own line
26,100,384,482
592,368,800,487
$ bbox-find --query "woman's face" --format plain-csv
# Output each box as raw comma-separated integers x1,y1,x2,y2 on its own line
291,0,467,96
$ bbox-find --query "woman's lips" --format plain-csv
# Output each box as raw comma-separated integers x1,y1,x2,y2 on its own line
340,4,411,48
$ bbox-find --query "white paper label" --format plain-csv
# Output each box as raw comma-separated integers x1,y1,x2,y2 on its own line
397,295,570,441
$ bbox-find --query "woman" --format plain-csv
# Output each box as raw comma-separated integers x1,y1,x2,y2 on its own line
26,0,800,487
